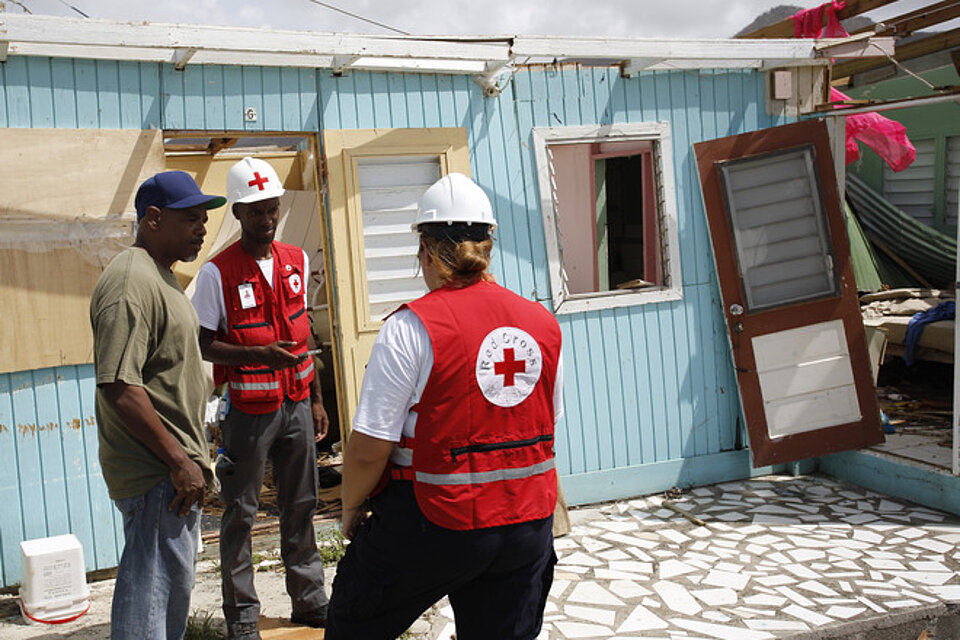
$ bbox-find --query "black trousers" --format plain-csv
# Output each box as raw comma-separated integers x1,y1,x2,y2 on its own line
326,481,556,640
218,398,328,624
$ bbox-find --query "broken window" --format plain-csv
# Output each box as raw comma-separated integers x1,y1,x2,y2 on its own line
533,123,682,314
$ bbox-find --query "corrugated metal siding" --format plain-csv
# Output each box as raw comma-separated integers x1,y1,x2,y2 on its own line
882,138,936,225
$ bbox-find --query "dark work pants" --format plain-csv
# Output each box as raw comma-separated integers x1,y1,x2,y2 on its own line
218,398,328,624
326,481,556,640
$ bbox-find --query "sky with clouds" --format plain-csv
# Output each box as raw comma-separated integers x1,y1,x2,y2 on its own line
6,0,947,39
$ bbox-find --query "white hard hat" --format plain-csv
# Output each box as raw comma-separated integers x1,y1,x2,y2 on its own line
412,173,497,232
227,157,285,204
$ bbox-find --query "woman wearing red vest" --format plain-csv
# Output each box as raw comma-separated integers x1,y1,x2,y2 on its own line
326,173,564,640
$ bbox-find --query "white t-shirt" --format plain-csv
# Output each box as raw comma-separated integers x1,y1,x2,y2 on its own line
192,250,309,332
352,308,564,466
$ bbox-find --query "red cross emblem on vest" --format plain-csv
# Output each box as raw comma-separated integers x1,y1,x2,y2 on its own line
248,172,270,191
494,348,526,387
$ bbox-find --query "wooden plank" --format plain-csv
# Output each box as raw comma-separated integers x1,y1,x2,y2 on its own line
55,366,97,572
77,365,121,570
0,59,9,128
614,307,644,464
35,369,71,537
96,60,122,127
12,371,47,541
118,61,145,129
262,67,283,132
221,65,244,130
833,27,960,80
737,0,898,38
4,56,30,127
26,56,54,127
140,62,162,129
599,309,627,468
510,69,552,300
0,372,25,586
849,0,960,37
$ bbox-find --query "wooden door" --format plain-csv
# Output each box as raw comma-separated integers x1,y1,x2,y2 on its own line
323,128,471,434
695,119,883,467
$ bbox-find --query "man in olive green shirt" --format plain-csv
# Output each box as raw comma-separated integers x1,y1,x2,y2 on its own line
90,171,225,640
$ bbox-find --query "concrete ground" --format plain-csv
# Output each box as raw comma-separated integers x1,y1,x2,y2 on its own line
3,473,960,639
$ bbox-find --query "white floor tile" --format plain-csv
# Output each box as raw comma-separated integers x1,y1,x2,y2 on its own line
702,570,750,590
690,587,737,606
670,617,776,640
567,582,625,607
564,604,616,626
743,593,787,607
616,604,668,633
782,604,833,626
606,579,650,600
553,620,614,638
653,580,702,615
744,619,810,631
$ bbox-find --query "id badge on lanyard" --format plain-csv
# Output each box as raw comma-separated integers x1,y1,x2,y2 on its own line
238,282,257,309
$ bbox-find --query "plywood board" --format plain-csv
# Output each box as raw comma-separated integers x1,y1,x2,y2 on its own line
0,128,164,220
1,128,166,374
1,248,101,373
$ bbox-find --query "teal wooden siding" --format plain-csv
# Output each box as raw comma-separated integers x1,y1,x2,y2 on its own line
0,365,122,588
3,55,780,586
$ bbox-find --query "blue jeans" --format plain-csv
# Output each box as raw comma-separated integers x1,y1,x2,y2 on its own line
111,478,200,640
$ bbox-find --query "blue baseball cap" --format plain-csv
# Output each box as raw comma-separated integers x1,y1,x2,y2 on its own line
135,171,227,220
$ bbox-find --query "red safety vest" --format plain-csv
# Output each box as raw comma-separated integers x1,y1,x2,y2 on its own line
393,280,562,530
211,241,313,415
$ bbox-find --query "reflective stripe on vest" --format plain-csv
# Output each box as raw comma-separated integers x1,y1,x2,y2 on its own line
414,458,555,486
230,380,281,391
296,360,314,380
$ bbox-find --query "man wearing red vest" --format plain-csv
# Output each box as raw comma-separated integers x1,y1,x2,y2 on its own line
191,158,329,640
326,173,563,640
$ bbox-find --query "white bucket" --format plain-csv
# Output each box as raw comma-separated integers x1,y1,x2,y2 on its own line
18,534,90,625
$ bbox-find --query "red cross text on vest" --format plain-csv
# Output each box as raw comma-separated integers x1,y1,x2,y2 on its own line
248,172,270,190
494,348,526,387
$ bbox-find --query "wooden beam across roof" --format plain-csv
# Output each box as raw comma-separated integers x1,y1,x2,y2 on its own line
738,0,898,39
832,26,960,79
849,0,960,36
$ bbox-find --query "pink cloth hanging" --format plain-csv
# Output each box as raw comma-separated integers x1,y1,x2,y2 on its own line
831,87,917,171
792,1,847,38
791,2,916,172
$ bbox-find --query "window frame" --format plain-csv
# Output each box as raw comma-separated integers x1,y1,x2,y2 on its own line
532,122,682,315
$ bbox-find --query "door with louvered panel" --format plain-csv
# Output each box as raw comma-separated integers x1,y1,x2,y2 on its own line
322,128,471,431
695,119,883,467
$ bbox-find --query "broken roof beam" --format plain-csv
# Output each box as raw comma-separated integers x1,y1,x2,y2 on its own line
206,137,238,155
172,47,197,71
815,32,895,58
621,58,667,76
833,26,960,80
851,0,960,37
331,54,360,74
737,0,898,38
